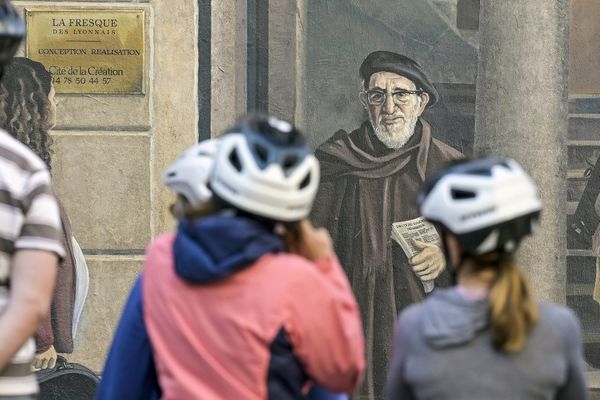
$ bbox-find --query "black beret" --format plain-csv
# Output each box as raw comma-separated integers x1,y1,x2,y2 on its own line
359,51,439,107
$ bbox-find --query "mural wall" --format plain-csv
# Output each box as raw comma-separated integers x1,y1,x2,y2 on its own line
300,2,477,398
568,0,600,374
1,0,598,399
265,0,595,397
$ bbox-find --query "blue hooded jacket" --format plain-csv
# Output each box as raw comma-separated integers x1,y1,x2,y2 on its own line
97,215,348,400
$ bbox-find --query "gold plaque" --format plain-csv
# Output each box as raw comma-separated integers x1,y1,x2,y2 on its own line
25,9,145,94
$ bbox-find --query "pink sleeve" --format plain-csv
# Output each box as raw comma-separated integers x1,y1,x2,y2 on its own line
285,254,365,393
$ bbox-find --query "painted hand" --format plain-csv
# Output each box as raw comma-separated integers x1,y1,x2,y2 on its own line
32,345,57,370
409,240,446,281
593,224,600,257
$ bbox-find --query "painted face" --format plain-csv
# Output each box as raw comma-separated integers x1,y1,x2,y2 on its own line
362,71,429,149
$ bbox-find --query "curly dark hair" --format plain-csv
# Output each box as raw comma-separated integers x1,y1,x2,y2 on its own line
0,57,54,166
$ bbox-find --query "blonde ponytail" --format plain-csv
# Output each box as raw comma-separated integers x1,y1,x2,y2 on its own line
488,258,539,352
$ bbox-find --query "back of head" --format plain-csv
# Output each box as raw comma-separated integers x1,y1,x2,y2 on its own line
418,157,542,352
210,113,320,223
0,1,25,79
0,58,54,166
162,139,218,219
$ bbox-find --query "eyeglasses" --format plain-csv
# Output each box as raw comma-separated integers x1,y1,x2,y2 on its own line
363,89,423,106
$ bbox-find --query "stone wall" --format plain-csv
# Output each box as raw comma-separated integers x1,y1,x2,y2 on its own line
12,0,198,372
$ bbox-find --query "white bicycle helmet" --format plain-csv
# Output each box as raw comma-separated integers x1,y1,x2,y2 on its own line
418,157,542,255
210,114,320,222
162,139,218,208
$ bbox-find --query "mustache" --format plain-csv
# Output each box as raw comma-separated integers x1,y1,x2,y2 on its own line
378,112,406,124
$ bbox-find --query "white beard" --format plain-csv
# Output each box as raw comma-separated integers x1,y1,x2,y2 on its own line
368,102,420,149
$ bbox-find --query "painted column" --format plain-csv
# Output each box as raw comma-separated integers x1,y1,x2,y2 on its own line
474,0,570,303
211,0,247,136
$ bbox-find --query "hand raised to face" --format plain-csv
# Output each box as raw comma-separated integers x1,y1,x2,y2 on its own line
290,219,335,263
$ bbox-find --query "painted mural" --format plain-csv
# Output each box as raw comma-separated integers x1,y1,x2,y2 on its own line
567,0,600,373
298,2,478,398
298,0,599,397
1,0,599,399
0,57,96,398
311,50,464,398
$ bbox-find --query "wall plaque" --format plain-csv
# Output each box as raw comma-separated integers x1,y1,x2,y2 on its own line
25,9,145,94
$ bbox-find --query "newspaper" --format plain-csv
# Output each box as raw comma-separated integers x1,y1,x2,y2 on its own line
391,216,441,293
71,236,89,338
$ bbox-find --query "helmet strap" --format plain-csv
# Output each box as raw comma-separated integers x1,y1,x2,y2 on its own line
440,230,462,277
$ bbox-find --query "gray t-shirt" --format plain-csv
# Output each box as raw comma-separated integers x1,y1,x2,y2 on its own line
386,287,588,400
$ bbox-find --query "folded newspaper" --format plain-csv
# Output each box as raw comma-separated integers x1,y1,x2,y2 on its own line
391,216,441,293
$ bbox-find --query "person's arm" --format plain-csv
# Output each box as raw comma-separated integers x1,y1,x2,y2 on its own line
96,276,161,400
386,310,417,400
0,166,64,370
286,221,365,393
555,309,589,400
34,313,54,354
0,250,57,368
33,309,57,370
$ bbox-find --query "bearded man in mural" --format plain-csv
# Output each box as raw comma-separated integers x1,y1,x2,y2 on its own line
312,50,463,399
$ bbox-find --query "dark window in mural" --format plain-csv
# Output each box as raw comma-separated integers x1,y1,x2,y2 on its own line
456,0,480,31
198,0,211,140
568,0,600,370
247,0,269,112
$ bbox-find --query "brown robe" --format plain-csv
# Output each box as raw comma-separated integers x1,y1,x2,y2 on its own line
35,202,76,354
311,119,462,400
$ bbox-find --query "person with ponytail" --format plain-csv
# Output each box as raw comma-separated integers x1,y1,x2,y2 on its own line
386,157,588,399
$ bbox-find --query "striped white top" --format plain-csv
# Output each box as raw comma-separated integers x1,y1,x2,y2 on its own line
0,130,65,395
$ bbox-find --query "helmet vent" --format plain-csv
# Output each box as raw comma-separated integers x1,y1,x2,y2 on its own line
229,148,242,172
282,154,299,171
254,143,269,164
470,169,492,176
299,172,311,190
451,189,476,200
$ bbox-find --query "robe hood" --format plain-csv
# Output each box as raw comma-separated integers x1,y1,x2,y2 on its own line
315,120,434,181
173,215,284,284
420,288,489,348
